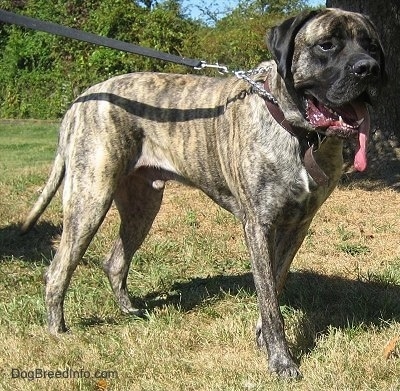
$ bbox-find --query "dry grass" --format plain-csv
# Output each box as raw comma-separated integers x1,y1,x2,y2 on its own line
0,122,399,390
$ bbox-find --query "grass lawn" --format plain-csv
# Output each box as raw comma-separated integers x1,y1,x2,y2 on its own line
0,121,399,390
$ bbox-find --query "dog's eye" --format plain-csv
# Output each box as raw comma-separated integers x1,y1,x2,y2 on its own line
318,42,335,51
368,43,379,55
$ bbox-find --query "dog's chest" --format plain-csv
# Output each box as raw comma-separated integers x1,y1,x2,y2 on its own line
288,166,313,203
278,166,334,226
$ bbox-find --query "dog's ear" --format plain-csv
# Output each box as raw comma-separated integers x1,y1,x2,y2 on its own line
266,10,318,81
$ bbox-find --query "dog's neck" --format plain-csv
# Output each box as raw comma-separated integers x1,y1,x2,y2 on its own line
264,63,310,130
259,64,329,186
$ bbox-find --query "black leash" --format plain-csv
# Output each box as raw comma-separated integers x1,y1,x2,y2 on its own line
0,9,203,69
0,9,330,186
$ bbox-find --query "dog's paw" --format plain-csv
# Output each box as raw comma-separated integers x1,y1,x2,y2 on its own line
121,306,147,319
269,356,302,380
118,295,147,318
130,308,148,319
48,319,68,335
255,318,301,379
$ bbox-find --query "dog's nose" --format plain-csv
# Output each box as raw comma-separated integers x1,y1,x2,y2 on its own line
352,59,380,79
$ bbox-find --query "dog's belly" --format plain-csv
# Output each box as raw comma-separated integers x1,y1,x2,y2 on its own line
131,134,318,226
134,139,181,180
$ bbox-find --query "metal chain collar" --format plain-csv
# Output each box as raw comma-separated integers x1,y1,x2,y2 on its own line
197,62,278,104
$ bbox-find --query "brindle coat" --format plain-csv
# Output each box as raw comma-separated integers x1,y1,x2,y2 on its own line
22,8,386,378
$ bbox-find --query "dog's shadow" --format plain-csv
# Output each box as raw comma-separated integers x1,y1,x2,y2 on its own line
0,222,60,263
3,222,399,359
280,271,400,357
136,270,400,357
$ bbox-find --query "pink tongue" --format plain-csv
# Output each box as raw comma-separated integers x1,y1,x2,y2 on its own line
353,103,370,172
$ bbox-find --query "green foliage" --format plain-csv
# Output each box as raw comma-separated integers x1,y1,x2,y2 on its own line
0,0,310,119
337,242,371,257
242,0,308,14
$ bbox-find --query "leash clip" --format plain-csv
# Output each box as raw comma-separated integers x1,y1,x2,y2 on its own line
196,61,229,75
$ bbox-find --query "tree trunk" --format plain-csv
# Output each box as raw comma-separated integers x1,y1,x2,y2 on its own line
326,1,400,185
326,0,400,140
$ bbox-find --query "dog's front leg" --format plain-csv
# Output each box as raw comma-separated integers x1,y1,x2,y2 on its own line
244,219,301,379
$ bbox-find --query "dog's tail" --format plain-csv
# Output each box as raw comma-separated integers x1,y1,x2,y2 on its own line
21,150,65,234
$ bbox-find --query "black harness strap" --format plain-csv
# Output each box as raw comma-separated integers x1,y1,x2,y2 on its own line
0,9,203,69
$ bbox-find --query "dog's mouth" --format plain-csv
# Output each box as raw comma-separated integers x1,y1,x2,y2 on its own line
305,96,370,172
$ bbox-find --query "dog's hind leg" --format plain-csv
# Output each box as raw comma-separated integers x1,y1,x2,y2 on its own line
45,170,115,334
103,172,164,315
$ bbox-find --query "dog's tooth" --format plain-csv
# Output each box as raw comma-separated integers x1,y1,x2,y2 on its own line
356,118,365,126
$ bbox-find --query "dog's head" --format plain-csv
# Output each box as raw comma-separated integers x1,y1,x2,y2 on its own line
267,8,387,171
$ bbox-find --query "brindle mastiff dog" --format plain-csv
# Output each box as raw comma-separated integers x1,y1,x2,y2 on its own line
22,8,386,378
